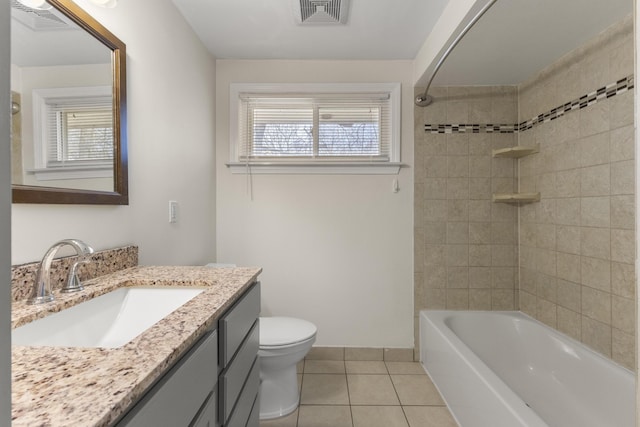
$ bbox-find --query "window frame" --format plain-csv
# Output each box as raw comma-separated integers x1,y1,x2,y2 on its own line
228,83,402,174
31,85,114,181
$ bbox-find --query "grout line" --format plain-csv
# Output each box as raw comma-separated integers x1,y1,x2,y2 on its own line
400,405,412,427
344,370,354,427
388,371,404,408
348,399,355,427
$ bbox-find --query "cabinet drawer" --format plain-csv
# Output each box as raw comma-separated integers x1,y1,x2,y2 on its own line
245,389,260,427
225,358,260,427
117,330,218,427
220,282,260,367
220,321,259,423
190,391,217,427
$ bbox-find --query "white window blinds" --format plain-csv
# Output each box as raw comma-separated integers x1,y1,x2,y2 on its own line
238,93,392,162
45,98,114,167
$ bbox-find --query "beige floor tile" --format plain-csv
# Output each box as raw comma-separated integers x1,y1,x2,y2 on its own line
304,360,346,374
345,347,384,361
347,374,400,405
384,348,414,361
297,405,352,427
385,362,426,375
306,347,345,360
352,406,409,427
259,408,298,427
403,406,457,427
391,375,444,405
345,361,388,374
300,374,350,405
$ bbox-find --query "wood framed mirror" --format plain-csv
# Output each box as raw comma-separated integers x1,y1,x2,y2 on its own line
11,0,127,204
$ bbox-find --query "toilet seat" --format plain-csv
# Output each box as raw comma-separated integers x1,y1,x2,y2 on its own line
260,317,317,348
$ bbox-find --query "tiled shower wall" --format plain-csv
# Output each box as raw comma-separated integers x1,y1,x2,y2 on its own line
413,86,520,353
414,15,635,369
518,16,635,369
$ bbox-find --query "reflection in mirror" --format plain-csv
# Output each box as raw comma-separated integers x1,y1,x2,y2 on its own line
11,0,127,204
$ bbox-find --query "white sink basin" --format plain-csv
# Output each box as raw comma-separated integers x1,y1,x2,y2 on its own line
12,287,204,348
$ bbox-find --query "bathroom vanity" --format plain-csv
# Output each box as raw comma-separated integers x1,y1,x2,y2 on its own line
11,266,261,427
116,281,260,427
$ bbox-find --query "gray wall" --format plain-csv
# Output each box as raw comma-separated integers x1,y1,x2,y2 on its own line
0,0,11,424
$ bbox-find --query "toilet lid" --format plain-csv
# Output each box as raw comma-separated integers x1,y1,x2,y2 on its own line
260,317,317,347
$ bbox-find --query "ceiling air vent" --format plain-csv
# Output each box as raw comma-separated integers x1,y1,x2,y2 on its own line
11,0,70,31
295,0,350,25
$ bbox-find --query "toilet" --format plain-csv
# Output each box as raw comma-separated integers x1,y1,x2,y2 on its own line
259,316,317,420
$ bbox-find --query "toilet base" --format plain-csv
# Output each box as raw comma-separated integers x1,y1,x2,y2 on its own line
259,364,300,420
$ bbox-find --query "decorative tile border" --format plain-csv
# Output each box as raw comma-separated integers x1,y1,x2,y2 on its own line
424,124,518,134
424,74,634,134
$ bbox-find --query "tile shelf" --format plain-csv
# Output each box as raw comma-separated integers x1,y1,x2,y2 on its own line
492,145,540,204
492,144,539,158
492,192,541,204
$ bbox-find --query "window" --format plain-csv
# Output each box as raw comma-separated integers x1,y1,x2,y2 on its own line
229,83,401,174
32,86,114,181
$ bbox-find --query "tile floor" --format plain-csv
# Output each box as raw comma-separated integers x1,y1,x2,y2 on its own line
260,360,458,427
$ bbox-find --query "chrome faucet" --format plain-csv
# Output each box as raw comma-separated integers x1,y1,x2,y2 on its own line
62,259,90,294
27,239,95,305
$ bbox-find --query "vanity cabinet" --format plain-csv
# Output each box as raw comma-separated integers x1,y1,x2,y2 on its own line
116,329,219,427
219,282,261,427
114,282,260,427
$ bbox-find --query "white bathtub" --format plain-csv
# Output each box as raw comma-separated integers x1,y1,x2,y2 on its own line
420,310,635,427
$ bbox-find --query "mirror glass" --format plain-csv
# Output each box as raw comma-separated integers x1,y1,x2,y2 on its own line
10,0,127,204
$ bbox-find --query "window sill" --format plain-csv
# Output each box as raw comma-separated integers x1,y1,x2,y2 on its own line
226,162,403,175
29,165,113,181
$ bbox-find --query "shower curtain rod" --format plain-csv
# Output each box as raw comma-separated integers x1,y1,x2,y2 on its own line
415,0,499,107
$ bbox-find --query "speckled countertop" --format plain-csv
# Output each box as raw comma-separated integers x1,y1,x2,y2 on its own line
11,265,262,427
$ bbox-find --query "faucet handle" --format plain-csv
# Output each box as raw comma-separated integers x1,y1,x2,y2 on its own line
61,259,90,293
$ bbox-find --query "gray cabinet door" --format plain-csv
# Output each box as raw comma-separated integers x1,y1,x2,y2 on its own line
191,391,217,427
219,283,260,367
116,330,218,427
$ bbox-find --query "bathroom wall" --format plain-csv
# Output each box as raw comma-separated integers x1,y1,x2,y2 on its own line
216,60,414,348
413,85,520,354
518,16,635,369
1,0,11,423
11,0,217,267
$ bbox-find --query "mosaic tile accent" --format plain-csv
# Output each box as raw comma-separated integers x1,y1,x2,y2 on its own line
424,75,634,134
11,245,138,302
423,124,518,134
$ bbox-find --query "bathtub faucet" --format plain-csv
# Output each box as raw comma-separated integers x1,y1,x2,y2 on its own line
27,239,94,305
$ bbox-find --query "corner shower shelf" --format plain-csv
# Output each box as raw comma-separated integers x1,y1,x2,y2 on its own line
492,192,541,204
492,145,539,158
491,145,540,204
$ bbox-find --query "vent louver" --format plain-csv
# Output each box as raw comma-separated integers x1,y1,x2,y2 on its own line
296,0,349,25
11,0,69,31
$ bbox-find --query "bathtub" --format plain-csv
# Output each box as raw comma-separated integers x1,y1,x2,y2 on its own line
420,310,635,427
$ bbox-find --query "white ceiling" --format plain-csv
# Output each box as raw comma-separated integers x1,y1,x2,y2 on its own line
11,0,634,86
171,0,449,60
173,0,633,86
432,0,632,86
11,2,112,67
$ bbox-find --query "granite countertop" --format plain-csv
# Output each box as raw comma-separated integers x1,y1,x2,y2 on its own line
11,265,262,427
